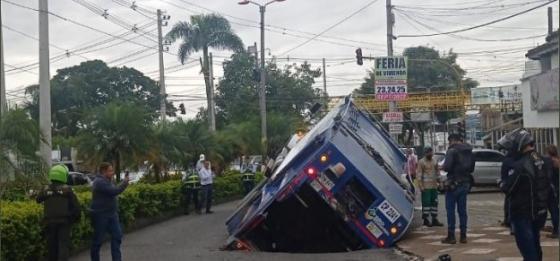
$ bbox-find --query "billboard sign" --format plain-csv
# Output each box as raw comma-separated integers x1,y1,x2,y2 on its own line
530,68,559,111
470,85,522,105
382,112,403,123
410,112,431,122
389,123,403,134
374,57,408,101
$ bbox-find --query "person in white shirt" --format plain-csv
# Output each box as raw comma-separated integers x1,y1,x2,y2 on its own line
198,161,214,214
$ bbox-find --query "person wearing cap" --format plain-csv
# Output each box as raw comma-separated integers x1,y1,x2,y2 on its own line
196,154,205,173
36,164,81,261
418,147,443,227
502,129,551,261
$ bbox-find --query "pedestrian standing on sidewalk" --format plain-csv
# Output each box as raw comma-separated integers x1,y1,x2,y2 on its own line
544,145,559,238
182,170,201,215
418,147,444,227
404,149,418,194
198,160,214,214
90,162,129,261
503,129,550,261
498,149,517,234
440,134,475,245
36,165,81,261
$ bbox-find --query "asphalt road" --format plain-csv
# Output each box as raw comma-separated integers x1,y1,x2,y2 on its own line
71,200,413,261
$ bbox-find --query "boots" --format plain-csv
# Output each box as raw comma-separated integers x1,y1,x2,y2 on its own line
431,217,444,227
441,232,456,244
423,217,432,227
460,233,467,244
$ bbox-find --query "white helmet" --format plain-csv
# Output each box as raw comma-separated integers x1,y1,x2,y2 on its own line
199,154,205,161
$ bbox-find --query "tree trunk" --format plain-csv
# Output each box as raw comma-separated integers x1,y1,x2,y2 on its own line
114,151,121,182
202,47,212,130
154,163,161,183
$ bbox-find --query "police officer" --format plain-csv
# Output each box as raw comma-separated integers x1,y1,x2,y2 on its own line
503,129,550,261
242,169,255,195
36,165,81,261
497,135,518,232
183,171,201,215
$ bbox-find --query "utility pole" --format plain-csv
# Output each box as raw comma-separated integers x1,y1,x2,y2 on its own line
157,9,166,122
386,0,394,57
0,5,6,115
386,0,399,142
39,0,52,167
209,52,216,131
259,5,268,154
322,58,327,99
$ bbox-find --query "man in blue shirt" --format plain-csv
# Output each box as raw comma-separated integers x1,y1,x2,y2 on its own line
90,162,129,261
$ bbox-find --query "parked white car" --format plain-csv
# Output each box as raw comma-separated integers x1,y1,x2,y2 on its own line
435,149,504,187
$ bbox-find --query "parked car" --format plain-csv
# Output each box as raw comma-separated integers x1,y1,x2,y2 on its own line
68,172,93,186
436,149,504,187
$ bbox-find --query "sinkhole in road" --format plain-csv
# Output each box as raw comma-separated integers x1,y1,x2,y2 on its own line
236,184,368,253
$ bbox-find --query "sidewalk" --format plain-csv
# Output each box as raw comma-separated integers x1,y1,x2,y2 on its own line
398,225,559,261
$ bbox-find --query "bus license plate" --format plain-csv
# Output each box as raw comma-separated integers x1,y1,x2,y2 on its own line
317,173,335,190
378,200,400,223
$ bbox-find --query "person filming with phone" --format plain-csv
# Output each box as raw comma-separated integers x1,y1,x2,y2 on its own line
90,162,129,261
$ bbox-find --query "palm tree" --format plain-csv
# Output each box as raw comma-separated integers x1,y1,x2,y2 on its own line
76,103,152,181
166,14,244,131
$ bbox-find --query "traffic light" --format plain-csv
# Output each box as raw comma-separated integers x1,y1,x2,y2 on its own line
252,68,260,81
355,48,363,66
457,121,466,141
179,103,186,115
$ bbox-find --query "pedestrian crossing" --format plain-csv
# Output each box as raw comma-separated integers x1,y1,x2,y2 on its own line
398,225,559,261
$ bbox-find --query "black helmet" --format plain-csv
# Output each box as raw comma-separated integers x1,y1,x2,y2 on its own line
498,128,534,153
513,129,534,152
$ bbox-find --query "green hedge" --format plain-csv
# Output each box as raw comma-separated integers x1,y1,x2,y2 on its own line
0,171,262,261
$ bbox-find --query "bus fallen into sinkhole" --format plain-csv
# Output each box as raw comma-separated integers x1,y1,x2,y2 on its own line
225,97,415,253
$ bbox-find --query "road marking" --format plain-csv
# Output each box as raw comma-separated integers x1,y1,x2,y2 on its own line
496,258,523,261
472,238,501,243
466,233,486,238
428,241,455,246
437,248,455,253
412,230,436,234
541,241,559,247
482,227,507,231
420,235,445,240
462,248,496,255
497,231,512,235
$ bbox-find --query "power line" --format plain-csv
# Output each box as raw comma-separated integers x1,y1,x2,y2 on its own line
279,0,381,56
396,0,557,38
395,9,549,42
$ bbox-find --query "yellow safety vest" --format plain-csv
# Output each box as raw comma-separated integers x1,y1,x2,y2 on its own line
243,172,255,182
185,174,200,189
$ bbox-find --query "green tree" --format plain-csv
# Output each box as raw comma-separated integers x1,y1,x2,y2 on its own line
24,60,172,137
0,109,44,196
215,52,322,125
76,103,152,181
166,14,244,129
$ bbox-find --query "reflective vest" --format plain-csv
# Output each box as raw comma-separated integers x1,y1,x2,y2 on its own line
185,174,200,189
243,172,255,182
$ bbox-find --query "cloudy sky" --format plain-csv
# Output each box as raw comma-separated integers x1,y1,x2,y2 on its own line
2,0,559,117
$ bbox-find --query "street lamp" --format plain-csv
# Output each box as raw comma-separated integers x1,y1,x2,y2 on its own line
238,0,286,156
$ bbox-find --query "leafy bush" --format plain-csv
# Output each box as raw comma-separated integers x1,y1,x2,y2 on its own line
0,171,251,260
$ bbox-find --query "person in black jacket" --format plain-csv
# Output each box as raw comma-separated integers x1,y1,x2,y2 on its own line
544,145,559,238
503,129,550,261
36,165,81,261
90,162,129,261
499,152,516,229
441,134,475,244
